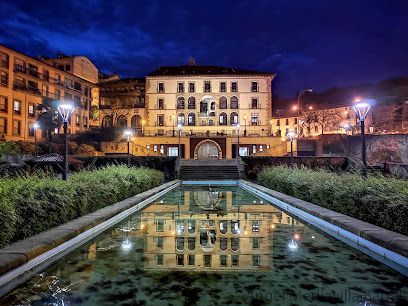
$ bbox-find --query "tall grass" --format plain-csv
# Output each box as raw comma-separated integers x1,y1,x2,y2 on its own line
0,166,164,248
258,166,408,235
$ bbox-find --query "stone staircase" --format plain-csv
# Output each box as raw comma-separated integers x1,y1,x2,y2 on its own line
364,165,389,176
179,159,240,180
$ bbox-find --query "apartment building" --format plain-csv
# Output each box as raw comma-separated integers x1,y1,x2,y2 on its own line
0,44,97,142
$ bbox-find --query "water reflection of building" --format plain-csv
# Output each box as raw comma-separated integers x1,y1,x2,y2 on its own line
133,189,302,272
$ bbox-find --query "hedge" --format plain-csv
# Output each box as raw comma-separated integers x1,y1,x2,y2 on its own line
75,156,177,180
0,165,164,248
258,166,408,235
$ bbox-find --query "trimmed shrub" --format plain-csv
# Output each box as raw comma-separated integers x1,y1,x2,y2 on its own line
75,156,177,180
258,166,408,235
0,166,163,247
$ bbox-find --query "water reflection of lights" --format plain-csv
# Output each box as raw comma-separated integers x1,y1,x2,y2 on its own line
271,224,276,229
122,239,132,249
288,238,298,250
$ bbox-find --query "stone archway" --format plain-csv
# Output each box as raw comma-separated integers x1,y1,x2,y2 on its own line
194,139,222,160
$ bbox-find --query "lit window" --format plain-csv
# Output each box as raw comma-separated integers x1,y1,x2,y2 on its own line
154,145,158,151
253,145,257,153
28,104,35,116
251,114,258,125
160,145,164,154
13,100,21,114
252,220,260,232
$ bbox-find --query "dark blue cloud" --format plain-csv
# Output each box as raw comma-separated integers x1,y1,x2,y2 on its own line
0,0,407,97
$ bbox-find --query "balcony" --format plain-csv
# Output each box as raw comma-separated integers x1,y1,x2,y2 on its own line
13,82,65,100
1,60,8,69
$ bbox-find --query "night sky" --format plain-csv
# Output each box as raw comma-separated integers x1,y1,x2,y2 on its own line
0,0,407,98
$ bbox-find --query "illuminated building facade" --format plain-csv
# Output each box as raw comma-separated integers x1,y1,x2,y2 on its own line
0,44,97,142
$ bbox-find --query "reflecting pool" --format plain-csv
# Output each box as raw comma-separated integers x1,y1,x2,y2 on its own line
1,185,408,305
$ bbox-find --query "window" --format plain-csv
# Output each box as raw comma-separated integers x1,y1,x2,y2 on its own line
230,112,238,125
0,118,6,133
1,52,9,68
219,112,227,125
160,145,164,154
1,71,8,87
188,113,196,126
83,98,88,110
277,119,280,126
253,145,257,153
220,238,228,251
252,238,260,250
204,80,211,92
55,73,61,85
64,92,72,101
13,120,20,135
260,145,263,151
177,97,185,109
158,98,164,109
188,97,195,109
158,82,164,93
76,115,80,126
0,96,7,112
176,237,184,251
230,96,238,109
28,123,35,137
177,254,184,266
156,220,164,232
220,255,227,267
209,119,214,126
220,82,226,92
188,255,195,266
28,64,38,77
251,81,258,92
200,119,206,126
28,80,38,92
153,145,158,152
43,69,49,81
232,255,239,267
204,255,211,267
294,118,298,124
74,82,81,91
28,104,35,117
188,237,196,251
74,96,81,107
157,115,164,126
14,100,21,114
15,59,26,72
156,254,163,266
315,126,319,133
65,64,71,71
251,114,259,125
210,102,215,111
231,238,239,251
189,82,195,93
239,147,249,157
66,78,73,89
84,86,88,96
219,96,227,109
178,82,184,93
84,117,88,127
252,220,260,232
177,113,185,125
252,255,260,267
231,81,238,92
286,128,289,134
251,98,258,109
286,119,289,125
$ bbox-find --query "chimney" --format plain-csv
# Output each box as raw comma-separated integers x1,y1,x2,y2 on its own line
189,58,197,66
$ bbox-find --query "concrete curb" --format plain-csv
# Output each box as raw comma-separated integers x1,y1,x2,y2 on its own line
0,180,179,277
239,180,408,259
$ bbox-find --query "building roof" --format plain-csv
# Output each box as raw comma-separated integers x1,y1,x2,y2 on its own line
147,65,275,77
27,154,84,164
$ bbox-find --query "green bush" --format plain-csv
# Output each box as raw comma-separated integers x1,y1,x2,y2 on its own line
0,166,164,247
258,166,408,235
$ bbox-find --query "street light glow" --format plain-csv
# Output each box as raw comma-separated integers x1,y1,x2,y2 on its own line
57,103,75,122
287,131,296,142
124,129,134,142
292,105,297,110
353,102,371,121
33,122,40,130
236,124,240,130
243,114,247,120
178,123,182,130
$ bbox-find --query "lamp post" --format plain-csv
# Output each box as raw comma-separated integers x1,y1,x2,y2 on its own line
236,124,240,157
342,123,350,135
297,89,313,135
124,129,133,167
178,124,182,157
287,131,296,169
33,122,40,157
57,103,75,180
141,119,146,136
353,101,371,178
172,114,176,137
270,120,273,135
131,137,136,155
243,114,247,137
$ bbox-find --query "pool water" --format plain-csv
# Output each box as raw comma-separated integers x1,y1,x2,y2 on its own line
1,185,407,305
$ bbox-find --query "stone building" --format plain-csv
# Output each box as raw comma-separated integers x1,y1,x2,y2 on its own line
0,44,97,142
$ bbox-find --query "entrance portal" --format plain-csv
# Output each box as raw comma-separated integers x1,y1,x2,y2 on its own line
195,140,222,159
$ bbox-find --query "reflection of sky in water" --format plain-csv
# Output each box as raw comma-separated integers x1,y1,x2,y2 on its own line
1,185,408,305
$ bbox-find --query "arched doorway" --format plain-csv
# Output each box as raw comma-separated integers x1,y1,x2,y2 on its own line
194,140,222,160
131,115,142,130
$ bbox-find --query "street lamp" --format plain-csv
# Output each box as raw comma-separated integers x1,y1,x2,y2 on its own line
342,123,351,135
243,114,247,137
297,89,313,135
172,114,176,137
270,120,273,135
141,119,146,136
178,124,182,157
124,129,133,167
287,131,296,169
236,124,240,157
33,122,40,157
353,101,371,177
57,103,75,180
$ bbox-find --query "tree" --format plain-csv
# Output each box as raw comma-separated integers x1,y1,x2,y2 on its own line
314,108,342,134
100,96,136,126
36,97,63,141
299,108,316,136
